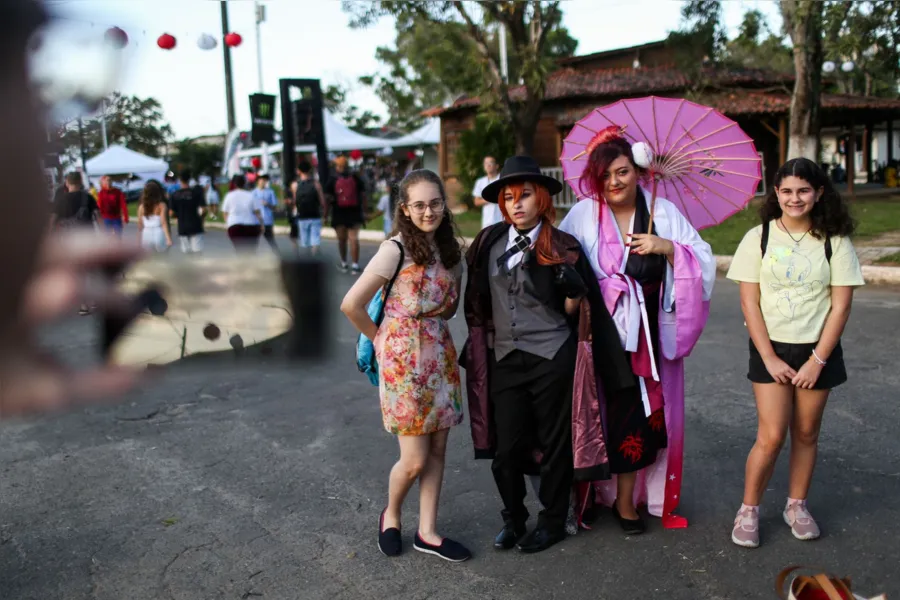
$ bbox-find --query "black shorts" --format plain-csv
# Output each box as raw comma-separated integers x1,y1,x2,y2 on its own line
748,339,847,390
330,207,364,229
289,219,298,239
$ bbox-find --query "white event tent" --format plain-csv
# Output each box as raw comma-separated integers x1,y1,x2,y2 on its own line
388,119,440,147
85,145,169,177
238,110,391,158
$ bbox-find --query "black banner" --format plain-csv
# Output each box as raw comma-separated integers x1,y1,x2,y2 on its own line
249,93,276,144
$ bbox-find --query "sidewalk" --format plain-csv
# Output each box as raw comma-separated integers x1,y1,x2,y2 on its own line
204,221,900,285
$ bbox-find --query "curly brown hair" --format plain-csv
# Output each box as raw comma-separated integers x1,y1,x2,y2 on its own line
393,169,462,269
760,157,855,239
140,179,166,216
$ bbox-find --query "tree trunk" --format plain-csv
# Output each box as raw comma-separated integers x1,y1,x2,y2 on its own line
782,0,823,161
512,96,542,155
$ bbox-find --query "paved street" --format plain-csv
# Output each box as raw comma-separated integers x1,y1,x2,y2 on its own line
2,227,899,600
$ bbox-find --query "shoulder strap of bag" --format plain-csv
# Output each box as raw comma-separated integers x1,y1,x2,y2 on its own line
374,240,405,324
763,220,833,263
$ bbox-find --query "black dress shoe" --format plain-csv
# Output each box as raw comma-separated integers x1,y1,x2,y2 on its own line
377,509,402,557
516,526,566,554
494,522,526,550
612,503,646,535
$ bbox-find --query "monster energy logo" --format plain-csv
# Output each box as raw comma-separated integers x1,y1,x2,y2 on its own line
259,102,271,118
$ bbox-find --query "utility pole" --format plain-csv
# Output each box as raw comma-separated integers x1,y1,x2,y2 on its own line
255,1,269,174
77,116,88,175
99,99,108,150
499,22,509,84
220,0,237,131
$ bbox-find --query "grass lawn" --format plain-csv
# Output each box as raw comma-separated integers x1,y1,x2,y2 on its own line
875,251,900,266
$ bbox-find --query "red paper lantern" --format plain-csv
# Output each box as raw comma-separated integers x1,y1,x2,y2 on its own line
406,151,416,161
224,32,243,48
349,149,363,161
157,33,176,50
104,27,128,49
250,156,262,169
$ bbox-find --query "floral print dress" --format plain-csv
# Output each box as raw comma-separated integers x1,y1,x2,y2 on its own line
374,259,464,436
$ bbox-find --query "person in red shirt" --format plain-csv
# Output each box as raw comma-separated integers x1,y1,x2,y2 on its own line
96,175,129,236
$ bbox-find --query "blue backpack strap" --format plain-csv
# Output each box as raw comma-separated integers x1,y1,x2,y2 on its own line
375,240,405,323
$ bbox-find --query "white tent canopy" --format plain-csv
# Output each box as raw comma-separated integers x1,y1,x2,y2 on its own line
238,110,393,158
389,119,440,147
85,145,169,176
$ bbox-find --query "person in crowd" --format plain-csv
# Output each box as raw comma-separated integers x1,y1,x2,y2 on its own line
222,173,264,251
726,157,864,549
252,173,279,251
325,156,367,275
372,165,401,238
88,182,98,200
0,0,147,417
461,156,631,553
559,125,716,534
292,160,327,256
472,155,502,230
168,169,206,254
136,179,172,252
50,172,100,315
96,175,128,237
204,175,220,221
340,169,470,563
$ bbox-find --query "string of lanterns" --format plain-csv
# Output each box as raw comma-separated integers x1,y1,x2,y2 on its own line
99,26,243,51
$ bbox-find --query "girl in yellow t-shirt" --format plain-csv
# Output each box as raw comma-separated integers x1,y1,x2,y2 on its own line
726,157,864,549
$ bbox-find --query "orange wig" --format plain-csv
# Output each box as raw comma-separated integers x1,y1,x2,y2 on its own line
497,182,563,266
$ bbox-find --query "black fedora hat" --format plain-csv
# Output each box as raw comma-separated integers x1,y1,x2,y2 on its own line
481,155,563,204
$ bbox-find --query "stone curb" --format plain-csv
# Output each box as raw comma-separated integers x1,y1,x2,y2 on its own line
204,221,900,285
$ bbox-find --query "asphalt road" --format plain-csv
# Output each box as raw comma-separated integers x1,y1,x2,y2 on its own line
1,227,899,600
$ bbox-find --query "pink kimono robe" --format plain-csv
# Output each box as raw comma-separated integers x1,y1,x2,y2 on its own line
559,191,716,529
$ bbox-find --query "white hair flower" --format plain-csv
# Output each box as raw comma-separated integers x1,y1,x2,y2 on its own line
631,142,654,169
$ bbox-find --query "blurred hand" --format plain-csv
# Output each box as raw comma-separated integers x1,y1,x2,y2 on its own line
0,231,148,418
627,233,674,257
762,356,797,385
791,358,823,389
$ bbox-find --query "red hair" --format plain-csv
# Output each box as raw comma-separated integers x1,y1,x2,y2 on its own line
497,182,563,266
579,125,643,203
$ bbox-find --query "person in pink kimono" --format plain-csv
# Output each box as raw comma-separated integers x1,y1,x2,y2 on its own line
559,125,716,533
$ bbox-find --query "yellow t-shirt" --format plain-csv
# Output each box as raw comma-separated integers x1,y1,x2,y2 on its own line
726,221,865,343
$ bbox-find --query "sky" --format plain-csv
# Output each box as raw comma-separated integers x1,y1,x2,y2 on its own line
48,0,784,140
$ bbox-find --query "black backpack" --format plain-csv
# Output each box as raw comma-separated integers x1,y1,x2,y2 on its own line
761,220,832,262
295,179,319,214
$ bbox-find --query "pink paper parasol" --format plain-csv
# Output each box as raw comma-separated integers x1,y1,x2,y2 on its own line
560,96,762,231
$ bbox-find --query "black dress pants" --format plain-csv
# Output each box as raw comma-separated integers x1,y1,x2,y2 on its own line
490,339,576,532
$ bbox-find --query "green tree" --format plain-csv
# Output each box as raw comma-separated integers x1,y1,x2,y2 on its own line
724,9,793,72
344,1,575,154
666,0,727,67
455,116,515,206
169,139,223,178
323,83,383,134
822,1,900,97
781,0,825,160
57,92,174,163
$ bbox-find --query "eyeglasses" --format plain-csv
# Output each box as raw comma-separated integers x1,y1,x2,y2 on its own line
406,200,445,214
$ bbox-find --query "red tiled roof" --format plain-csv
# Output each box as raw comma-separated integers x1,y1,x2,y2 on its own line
423,65,794,116
553,91,900,125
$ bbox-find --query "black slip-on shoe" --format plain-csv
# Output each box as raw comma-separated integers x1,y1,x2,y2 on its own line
494,522,527,550
413,533,471,563
516,526,566,554
377,509,402,557
612,502,646,535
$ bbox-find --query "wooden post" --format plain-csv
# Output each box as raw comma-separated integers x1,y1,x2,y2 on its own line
778,118,787,166
888,118,895,164
864,122,873,183
846,122,855,198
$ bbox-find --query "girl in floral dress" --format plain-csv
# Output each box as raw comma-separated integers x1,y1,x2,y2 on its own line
341,169,470,562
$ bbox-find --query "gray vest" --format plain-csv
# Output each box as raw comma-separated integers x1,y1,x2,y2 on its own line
489,235,571,362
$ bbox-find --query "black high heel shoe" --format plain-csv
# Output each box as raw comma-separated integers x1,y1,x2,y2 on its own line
612,501,646,535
